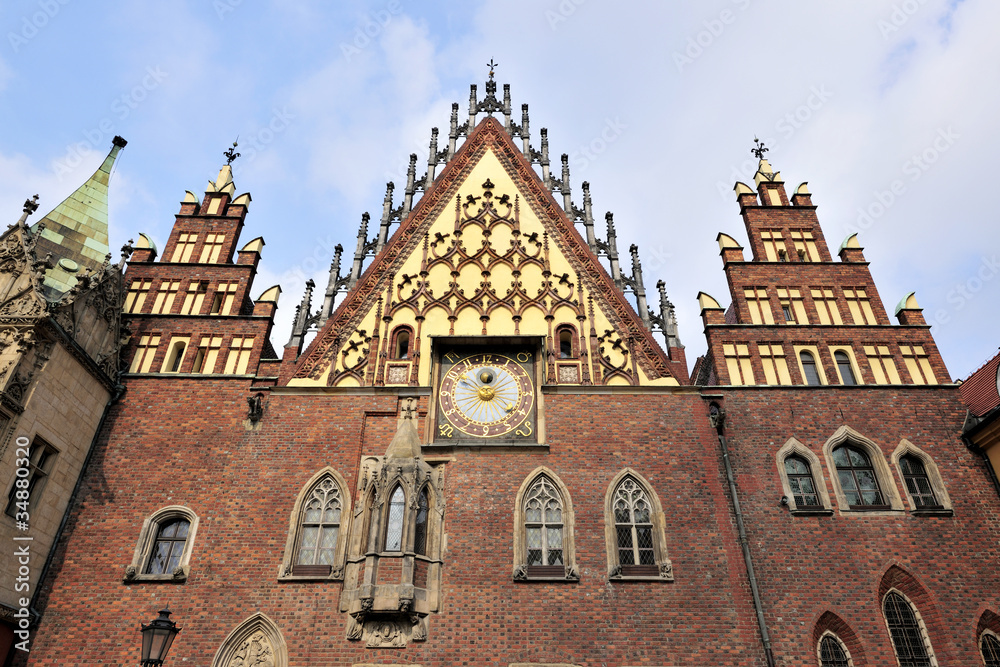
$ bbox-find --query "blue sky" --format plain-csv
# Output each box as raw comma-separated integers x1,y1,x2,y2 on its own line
2,0,998,379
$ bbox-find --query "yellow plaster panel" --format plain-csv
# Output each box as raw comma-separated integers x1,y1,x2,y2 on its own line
296,144,676,387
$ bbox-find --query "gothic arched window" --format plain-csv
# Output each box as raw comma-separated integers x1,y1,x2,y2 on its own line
295,477,342,567
613,476,655,570
784,455,821,508
513,468,578,581
899,455,940,509
413,487,430,556
982,631,1000,667
604,469,673,580
833,444,888,509
819,634,851,667
525,475,564,568
883,591,933,667
279,469,352,580
383,485,406,552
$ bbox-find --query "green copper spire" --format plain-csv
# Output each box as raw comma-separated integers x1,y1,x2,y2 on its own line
31,136,126,297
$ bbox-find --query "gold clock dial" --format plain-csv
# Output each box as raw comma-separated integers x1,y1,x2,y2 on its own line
437,351,535,440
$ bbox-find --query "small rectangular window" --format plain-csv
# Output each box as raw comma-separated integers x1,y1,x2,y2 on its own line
6,438,58,517
789,230,819,262
811,287,843,325
776,288,808,324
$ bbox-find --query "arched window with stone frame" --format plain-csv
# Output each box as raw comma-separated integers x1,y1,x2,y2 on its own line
822,426,905,512
982,630,1000,667
278,468,352,581
882,589,938,667
775,438,833,515
603,469,673,581
123,505,199,583
890,440,952,515
512,467,578,581
817,631,854,667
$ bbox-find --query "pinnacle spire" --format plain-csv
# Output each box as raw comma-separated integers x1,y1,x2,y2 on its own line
31,136,126,297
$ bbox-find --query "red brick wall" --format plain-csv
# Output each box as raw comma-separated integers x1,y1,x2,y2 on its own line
26,387,772,667
715,385,1000,666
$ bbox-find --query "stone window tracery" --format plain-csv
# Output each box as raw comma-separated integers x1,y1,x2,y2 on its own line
513,467,578,581
604,469,673,580
278,468,351,580
524,475,564,567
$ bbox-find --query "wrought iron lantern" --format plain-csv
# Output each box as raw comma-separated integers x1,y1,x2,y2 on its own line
140,607,180,666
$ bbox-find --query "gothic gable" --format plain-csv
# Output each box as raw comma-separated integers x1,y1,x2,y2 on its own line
291,117,676,388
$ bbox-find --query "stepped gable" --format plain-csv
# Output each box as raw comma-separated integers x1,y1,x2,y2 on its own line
292,114,675,385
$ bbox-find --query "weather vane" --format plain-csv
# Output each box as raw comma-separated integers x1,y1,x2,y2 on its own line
751,136,769,160
487,58,498,80
224,139,241,165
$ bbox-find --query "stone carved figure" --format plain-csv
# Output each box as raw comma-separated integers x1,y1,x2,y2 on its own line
227,631,274,667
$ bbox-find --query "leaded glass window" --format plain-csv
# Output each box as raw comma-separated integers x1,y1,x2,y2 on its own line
524,476,564,567
413,487,429,556
784,455,821,507
819,635,850,667
833,444,888,509
884,592,931,667
613,476,655,567
982,633,1000,667
296,477,342,566
383,486,405,551
146,519,189,575
899,455,940,509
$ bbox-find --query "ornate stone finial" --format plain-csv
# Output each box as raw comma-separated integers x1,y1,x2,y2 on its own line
23,195,39,216
120,239,135,263
487,58,498,80
224,139,241,165
401,397,417,420
751,136,768,160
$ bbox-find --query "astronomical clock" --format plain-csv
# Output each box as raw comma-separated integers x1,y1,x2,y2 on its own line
433,348,538,444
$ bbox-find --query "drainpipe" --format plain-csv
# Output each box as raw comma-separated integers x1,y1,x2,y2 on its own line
710,404,776,667
30,384,125,617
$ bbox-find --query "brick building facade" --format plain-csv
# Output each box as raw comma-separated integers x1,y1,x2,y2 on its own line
10,78,1000,666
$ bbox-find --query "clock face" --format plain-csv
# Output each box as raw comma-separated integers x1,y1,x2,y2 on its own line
437,351,535,441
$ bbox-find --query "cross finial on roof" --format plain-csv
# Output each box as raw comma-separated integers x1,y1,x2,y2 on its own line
487,58,498,80
224,139,241,165
751,136,769,160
